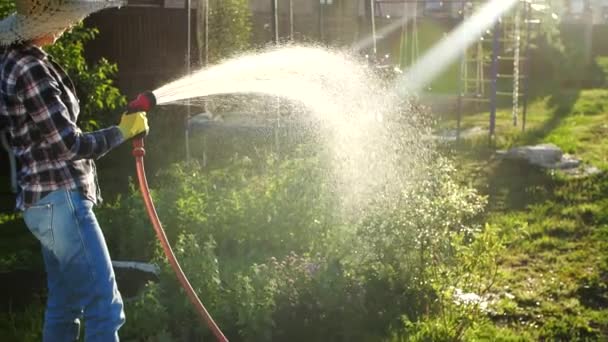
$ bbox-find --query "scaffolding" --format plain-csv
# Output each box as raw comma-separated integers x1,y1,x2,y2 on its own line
457,0,534,142
373,0,536,143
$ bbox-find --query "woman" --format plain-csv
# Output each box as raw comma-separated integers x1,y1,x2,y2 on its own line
0,0,148,340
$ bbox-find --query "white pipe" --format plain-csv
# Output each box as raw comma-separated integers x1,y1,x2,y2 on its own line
112,260,160,275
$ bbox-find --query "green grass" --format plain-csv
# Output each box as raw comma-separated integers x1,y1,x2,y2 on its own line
447,88,608,340
0,213,40,273
0,299,44,342
446,89,608,157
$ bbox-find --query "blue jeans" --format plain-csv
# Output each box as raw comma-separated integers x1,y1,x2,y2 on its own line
24,189,125,342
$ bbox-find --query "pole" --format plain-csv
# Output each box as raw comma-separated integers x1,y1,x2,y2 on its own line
185,0,192,161
271,0,280,154
200,0,210,166
512,4,520,127
456,0,466,142
271,0,279,43
186,0,191,73
370,0,377,56
522,1,531,131
319,0,325,42
489,19,499,144
204,0,209,66
289,0,294,41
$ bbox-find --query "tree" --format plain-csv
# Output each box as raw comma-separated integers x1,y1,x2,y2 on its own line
198,0,252,65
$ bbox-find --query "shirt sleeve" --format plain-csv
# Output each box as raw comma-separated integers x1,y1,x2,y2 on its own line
16,56,124,161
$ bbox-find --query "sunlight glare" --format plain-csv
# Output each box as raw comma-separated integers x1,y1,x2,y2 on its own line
395,0,519,94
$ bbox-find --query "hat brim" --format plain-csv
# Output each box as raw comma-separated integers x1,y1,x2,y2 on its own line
0,0,126,45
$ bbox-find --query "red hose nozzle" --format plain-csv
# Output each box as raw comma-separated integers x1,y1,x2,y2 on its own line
127,91,157,113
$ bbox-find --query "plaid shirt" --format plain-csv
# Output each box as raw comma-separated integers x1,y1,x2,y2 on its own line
0,44,124,211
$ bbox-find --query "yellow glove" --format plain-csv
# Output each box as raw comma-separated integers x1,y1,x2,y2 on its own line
117,111,149,140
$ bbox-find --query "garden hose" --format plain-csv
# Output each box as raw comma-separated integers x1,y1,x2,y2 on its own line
127,92,228,342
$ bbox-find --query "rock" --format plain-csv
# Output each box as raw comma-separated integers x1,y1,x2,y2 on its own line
561,165,603,178
585,166,603,176
498,144,603,177
555,154,581,170
499,143,563,168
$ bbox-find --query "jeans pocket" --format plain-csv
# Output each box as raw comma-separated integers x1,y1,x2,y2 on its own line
24,203,54,249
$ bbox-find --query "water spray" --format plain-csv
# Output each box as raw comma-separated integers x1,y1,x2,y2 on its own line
119,46,421,341
126,92,228,342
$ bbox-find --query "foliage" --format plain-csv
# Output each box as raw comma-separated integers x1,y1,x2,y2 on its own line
0,298,44,342
0,0,125,131
0,213,38,273
97,183,155,262
462,321,536,341
0,0,13,16
46,25,126,130
388,223,504,341
122,282,171,341
594,56,608,86
199,0,252,64
533,0,565,50
98,143,493,341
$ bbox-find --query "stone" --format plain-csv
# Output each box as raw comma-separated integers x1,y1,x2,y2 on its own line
499,143,563,168
562,165,603,178
498,144,603,177
554,154,582,170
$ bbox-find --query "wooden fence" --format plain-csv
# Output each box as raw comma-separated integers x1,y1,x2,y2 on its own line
84,6,199,98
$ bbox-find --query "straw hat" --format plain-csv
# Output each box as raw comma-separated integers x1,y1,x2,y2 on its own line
0,0,126,45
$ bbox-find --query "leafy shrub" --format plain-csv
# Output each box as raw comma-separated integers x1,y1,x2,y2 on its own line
461,321,535,341
0,0,125,131
98,144,496,341
202,0,252,64
121,282,170,341
46,25,126,130
0,298,44,342
538,315,599,341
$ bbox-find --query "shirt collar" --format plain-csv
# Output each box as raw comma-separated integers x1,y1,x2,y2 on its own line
16,43,48,60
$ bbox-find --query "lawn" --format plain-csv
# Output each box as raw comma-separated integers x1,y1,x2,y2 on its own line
445,88,608,340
